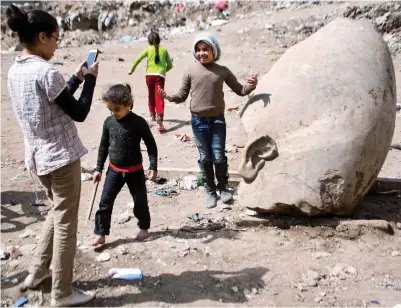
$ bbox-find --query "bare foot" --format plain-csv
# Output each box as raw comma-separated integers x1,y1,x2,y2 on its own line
92,235,106,246
135,229,149,241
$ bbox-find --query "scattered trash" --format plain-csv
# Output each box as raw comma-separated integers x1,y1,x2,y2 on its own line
81,173,93,182
155,188,179,197
231,285,239,293
52,61,64,66
179,175,199,190
211,19,228,27
109,268,143,280
187,213,202,223
227,106,239,112
30,200,46,206
391,251,400,257
174,133,194,142
0,246,10,260
96,252,111,262
245,209,258,216
118,58,125,62
119,35,136,43
396,103,401,112
225,144,238,153
12,297,28,307
370,300,380,305
154,177,168,184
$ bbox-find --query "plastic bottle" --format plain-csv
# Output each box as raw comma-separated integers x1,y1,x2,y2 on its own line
109,268,143,280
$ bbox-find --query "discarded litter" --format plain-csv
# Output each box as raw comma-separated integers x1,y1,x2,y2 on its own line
174,133,194,142
119,35,136,43
154,177,168,184
109,268,143,280
227,106,239,112
179,175,199,190
370,300,380,305
118,58,125,62
396,103,401,112
81,173,93,182
187,213,202,223
155,189,179,197
13,297,28,307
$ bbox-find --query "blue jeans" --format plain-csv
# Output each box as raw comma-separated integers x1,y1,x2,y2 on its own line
191,114,229,192
191,114,226,164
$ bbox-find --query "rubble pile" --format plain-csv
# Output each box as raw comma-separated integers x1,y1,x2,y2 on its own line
343,2,401,52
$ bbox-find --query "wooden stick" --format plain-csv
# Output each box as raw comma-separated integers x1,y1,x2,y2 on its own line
85,181,99,227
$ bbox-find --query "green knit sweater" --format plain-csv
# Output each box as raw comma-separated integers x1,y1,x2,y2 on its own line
129,45,173,77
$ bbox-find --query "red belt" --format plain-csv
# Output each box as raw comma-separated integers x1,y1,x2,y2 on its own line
109,162,143,173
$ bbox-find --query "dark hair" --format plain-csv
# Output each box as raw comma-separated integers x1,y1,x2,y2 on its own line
148,32,161,64
102,84,133,109
6,4,58,46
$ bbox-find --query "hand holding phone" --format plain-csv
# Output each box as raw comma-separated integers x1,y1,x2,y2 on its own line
84,49,99,68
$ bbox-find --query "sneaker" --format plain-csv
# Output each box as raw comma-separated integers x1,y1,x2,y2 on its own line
22,272,50,289
51,288,94,307
219,189,233,204
205,191,218,209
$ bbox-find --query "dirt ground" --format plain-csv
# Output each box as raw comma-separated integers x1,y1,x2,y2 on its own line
1,2,401,307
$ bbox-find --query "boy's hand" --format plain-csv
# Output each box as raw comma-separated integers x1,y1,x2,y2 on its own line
247,73,258,89
146,170,157,181
158,86,172,101
93,171,102,183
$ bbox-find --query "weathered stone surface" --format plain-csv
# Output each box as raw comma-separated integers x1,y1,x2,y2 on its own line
238,18,396,216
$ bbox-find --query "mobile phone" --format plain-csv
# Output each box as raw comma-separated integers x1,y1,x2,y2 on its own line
85,49,99,68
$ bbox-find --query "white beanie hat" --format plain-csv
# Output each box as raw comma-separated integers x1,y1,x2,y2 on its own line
192,32,221,61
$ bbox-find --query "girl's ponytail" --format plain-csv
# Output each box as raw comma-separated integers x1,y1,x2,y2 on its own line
147,31,161,64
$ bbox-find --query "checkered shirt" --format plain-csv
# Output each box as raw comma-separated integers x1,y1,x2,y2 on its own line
7,55,88,176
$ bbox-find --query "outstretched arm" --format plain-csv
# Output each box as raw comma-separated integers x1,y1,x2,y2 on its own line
224,68,258,96
129,48,148,74
158,72,191,103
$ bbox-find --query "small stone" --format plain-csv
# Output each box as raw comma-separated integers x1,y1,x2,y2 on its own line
308,269,321,281
114,213,131,224
391,251,400,257
96,252,111,262
9,247,22,259
118,246,128,255
11,278,18,284
396,222,401,230
304,277,318,287
231,285,239,293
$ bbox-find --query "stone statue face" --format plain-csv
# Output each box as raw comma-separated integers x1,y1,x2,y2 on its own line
237,18,396,216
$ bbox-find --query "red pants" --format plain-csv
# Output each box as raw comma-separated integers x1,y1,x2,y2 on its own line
145,75,165,121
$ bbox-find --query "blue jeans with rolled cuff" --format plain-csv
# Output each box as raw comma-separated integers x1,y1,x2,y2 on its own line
191,114,229,192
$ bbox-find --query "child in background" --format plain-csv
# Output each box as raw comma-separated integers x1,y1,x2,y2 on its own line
129,31,173,133
159,32,258,209
92,84,158,246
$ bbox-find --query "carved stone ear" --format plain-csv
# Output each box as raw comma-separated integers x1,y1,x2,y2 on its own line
238,134,278,183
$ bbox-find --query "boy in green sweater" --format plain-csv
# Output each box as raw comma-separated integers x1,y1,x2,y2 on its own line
128,32,173,133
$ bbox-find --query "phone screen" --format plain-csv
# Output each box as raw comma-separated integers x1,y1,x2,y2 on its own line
86,50,97,67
